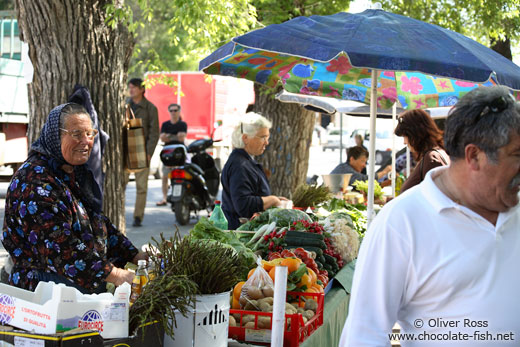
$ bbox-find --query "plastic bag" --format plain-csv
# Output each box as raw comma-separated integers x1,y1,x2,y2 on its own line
240,256,275,311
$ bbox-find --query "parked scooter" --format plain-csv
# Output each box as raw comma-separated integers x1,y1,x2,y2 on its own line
159,139,220,225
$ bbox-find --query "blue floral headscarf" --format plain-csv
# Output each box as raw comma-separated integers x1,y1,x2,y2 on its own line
30,104,69,163
30,103,98,211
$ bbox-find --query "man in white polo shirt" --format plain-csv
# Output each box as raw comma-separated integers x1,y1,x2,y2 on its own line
340,86,520,346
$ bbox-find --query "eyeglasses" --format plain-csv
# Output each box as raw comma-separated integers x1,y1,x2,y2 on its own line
169,109,179,112
255,135,270,142
60,128,98,140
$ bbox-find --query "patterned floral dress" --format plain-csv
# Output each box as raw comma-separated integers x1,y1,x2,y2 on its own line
2,153,138,293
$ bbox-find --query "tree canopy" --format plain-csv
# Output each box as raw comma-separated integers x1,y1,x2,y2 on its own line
111,0,257,76
377,0,520,59
120,0,518,74
119,0,354,74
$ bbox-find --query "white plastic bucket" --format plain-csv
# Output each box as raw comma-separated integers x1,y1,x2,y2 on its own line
164,291,231,347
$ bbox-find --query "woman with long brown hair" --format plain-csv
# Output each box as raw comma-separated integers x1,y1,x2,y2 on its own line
395,109,450,193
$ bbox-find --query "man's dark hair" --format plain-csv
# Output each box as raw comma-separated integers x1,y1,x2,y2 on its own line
444,86,520,163
347,146,368,163
128,78,145,94
168,103,181,111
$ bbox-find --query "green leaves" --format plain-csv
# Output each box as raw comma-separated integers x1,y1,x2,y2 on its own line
104,2,140,33
352,179,383,200
377,0,519,55
119,0,258,75
113,0,359,74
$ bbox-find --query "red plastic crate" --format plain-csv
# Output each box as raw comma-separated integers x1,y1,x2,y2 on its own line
228,291,325,347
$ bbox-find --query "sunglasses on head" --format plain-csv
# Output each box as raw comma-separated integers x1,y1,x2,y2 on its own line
477,94,514,122
452,93,515,148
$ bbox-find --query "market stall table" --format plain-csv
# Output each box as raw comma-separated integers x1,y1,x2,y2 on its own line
228,261,355,347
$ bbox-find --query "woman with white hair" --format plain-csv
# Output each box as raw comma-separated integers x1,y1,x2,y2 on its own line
221,113,287,229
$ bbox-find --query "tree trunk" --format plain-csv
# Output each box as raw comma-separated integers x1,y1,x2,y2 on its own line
253,84,315,198
15,0,134,232
490,36,512,60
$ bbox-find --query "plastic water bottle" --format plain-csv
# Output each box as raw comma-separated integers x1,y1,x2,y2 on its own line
130,260,149,304
209,200,228,230
395,173,405,196
147,260,157,282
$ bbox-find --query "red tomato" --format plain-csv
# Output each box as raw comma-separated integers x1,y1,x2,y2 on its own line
281,250,296,258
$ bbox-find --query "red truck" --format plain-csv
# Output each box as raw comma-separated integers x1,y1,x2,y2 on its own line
144,71,254,175
145,71,254,140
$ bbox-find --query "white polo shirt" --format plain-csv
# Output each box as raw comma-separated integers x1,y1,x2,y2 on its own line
340,167,520,346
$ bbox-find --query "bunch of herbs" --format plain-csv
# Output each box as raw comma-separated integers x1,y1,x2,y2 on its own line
153,231,248,295
129,271,197,337
130,230,247,338
292,183,332,208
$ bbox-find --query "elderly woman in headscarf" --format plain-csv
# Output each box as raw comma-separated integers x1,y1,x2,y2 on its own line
2,103,145,294
221,113,287,229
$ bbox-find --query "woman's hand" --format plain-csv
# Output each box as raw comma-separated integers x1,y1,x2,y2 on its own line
132,252,149,264
380,179,392,188
262,195,282,210
377,165,392,179
106,266,134,286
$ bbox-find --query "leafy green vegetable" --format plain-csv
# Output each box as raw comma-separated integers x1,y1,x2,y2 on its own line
236,210,270,231
267,207,312,227
344,206,367,237
238,208,313,230
322,198,367,237
190,218,256,273
352,180,383,200
190,217,228,242
324,198,344,211
328,211,354,227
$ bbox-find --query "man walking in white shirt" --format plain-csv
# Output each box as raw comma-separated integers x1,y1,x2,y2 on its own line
340,86,520,346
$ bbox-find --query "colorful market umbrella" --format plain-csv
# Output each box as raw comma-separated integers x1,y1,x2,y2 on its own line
202,47,503,110
200,10,520,107
199,9,520,225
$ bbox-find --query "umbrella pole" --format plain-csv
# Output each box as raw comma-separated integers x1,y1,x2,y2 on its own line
392,103,397,196
339,112,343,164
406,146,411,177
367,69,378,227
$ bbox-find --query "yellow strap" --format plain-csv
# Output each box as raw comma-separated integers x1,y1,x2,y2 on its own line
0,331,60,341
61,332,100,341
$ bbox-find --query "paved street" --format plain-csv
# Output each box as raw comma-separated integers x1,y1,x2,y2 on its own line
123,179,203,249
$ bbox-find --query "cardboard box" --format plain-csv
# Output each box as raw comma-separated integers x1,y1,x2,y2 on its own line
0,325,100,347
0,321,164,347
0,281,130,339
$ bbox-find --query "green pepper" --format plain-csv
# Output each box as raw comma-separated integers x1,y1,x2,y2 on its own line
288,263,308,284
